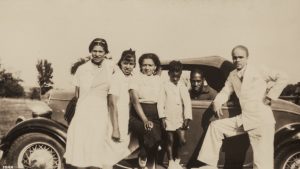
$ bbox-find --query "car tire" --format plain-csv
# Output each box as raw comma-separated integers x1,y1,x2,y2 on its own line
6,132,65,169
275,143,300,169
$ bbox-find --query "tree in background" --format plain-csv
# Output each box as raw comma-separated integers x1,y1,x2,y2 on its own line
0,64,25,98
30,87,41,100
36,59,54,95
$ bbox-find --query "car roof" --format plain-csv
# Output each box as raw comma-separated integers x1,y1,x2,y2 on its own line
161,56,230,68
161,56,235,91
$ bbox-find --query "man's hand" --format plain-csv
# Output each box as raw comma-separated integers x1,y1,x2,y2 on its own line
182,119,191,130
161,118,167,130
213,101,223,118
112,129,121,142
144,120,154,131
264,96,272,106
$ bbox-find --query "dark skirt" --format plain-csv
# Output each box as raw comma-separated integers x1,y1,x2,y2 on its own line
129,103,162,149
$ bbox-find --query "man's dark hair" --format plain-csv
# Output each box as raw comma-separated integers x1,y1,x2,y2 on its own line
190,68,205,79
117,49,136,68
168,60,183,74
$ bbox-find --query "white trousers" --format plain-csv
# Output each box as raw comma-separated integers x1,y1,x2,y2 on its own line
197,116,275,169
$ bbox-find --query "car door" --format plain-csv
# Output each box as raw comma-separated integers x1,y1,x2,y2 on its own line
220,101,253,169
183,98,253,169
178,100,215,165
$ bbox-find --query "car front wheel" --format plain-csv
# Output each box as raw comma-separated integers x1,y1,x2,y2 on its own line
275,143,300,169
6,132,65,169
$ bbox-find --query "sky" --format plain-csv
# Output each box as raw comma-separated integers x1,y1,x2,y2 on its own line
0,0,299,90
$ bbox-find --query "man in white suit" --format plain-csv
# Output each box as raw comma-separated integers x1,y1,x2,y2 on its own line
197,45,288,169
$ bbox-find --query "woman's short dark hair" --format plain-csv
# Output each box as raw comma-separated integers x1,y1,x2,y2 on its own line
117,49,136,68
138,53,161,75
88,38,109,54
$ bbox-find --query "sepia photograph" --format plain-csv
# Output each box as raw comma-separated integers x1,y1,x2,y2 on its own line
0,0,300,169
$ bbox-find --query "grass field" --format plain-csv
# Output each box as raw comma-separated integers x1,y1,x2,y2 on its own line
0,89,74,139
0,98,34,139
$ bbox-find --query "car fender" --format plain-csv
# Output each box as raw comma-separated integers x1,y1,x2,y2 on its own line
275,122,300,152
0,117,67,154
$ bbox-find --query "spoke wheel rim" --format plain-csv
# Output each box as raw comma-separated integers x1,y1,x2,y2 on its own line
283,152,300,169
17,141,61,169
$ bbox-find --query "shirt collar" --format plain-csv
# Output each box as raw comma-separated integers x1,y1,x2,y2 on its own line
115,67,133,77
89,59,105,68
169,80,183,87
202,85,210,93
189,85,209,97
237,65,247,78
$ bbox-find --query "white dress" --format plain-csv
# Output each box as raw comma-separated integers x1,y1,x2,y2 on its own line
64,59,113,168
103,68,133,166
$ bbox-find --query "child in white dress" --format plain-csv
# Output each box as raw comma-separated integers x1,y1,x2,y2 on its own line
158,60,192,169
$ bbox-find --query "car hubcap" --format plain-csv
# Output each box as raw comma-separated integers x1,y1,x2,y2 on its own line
283,152,300,169
18,142,61,169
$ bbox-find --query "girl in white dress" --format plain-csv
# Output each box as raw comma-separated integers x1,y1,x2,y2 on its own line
103,49,136,167
64,38,113,169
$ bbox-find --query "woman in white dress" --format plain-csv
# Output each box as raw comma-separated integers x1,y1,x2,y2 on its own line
103,49,136,167
64,38,113,169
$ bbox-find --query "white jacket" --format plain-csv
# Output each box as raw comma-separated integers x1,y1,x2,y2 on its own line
214,65,288,130
158,81,192,122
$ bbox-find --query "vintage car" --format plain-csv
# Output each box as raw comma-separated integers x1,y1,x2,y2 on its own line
0,56,300,169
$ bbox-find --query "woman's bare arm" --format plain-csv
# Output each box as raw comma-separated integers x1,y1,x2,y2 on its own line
108,94,121,141
129,89,148,122
75,86,80,99
129,89,153,130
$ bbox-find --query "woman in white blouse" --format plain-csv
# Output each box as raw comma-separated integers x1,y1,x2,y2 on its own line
129,53,163,169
